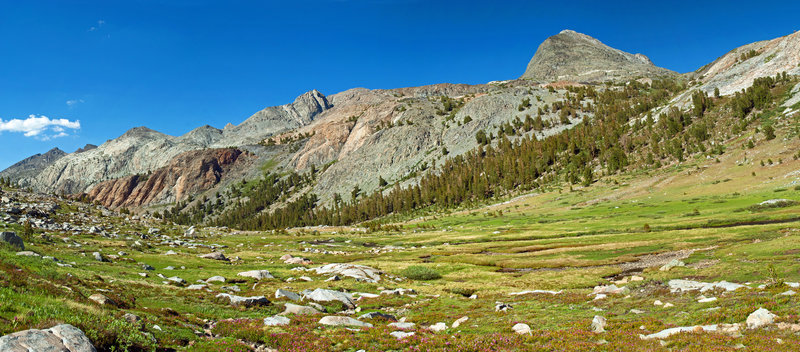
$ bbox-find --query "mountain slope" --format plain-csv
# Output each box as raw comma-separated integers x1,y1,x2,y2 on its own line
521,29,675,83
0,147,66,182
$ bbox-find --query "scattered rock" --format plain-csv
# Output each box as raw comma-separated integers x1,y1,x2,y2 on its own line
16,251,39,257
640,324,740,339
0,324,96,352
388,322,415,329
390,331,415,339
198,251,228,261
275,289,301,301
0,232,24,250
302,288,356,309
780,290,796,296
282,303,321,315
591,315,606,333
263,316,291,326
318,316,372,328
668,279,746,293
187,284,207,290
592,285,627,295
216,293,270,307
206,275,226,283
428,322,447,332
512,323,532,335
495,303,513,311
452,316,469,328
237,270,274,280
166,276,186,284
380,288,416,296
310,263,382,282
746,308,777,329
659,259,685,271
88,293,117,307
92,252,108,262
123,313,141,325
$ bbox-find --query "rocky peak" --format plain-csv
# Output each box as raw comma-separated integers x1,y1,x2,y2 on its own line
291,89,332,122
0,148,66,182
74,144,98,153
520,29,675,83
121,126,167,139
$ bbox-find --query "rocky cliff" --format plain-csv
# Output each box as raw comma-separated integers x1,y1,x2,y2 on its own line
520,29,675,83
82,148,251,208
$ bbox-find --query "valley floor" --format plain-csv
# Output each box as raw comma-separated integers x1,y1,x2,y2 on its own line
1,129,800,351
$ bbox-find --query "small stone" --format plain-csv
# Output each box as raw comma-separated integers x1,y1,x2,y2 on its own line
318,316,372,328
263,316,291,326
199,251,228,261
360,312,397,321
237,270,274,280
282,303,321,315
512,323,532,335
88,293,117,307
390,331,415,339
206,275,226,283
591,315,607,333
452,316,469,328
428,322,447,332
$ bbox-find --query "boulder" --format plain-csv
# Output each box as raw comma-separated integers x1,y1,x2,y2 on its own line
311,263,382,282
206,275,226,283
0,324,96,352
659,259,685,271
302,288,356,308
512,323,532,335
640,324,740,340
318,316,372,328
187,284,207,290
16,251,39,257
282,303,321,315
591,315,607,333
390,331,415,339
388,322,415,329
92,252,108,262
592,285,627,295
263,315,291,326
88,293,117,307
216,293,270,307
237,270,274,280
428,322,447,332
275,289,301,301
0,232,23,250
284,256,312,265
199,251,228,261
747,308,777,329
668,279,746,293
509,289,562,295
452,316,469,328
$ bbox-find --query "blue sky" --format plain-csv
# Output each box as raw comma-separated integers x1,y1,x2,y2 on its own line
1,0,799,170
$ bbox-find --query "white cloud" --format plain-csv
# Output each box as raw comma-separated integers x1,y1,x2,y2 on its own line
0,115,81,140
66,99,84,107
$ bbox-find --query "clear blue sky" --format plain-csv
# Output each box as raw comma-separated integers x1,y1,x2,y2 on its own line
1,0,798,170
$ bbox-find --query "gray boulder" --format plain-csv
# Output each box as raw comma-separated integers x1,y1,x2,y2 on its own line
263,315,291,326
311,263,382,282
282,303,321,315
199,251,228,261
0,232,23,250
318,316,372,328
0,324,96,352
302,288,356,309
216,293,270,307
237,270,274,280
275,289,301,301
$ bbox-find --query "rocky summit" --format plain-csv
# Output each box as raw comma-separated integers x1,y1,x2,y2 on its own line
520,29,676,83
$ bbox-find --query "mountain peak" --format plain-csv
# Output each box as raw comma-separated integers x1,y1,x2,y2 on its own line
520,30,674,83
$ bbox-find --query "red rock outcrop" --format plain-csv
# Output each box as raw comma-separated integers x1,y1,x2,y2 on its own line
82,148,250,208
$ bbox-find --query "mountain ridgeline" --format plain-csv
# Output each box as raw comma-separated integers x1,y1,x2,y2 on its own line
2,29,799,230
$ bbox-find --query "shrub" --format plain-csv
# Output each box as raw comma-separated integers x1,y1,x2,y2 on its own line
401,265,441,280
